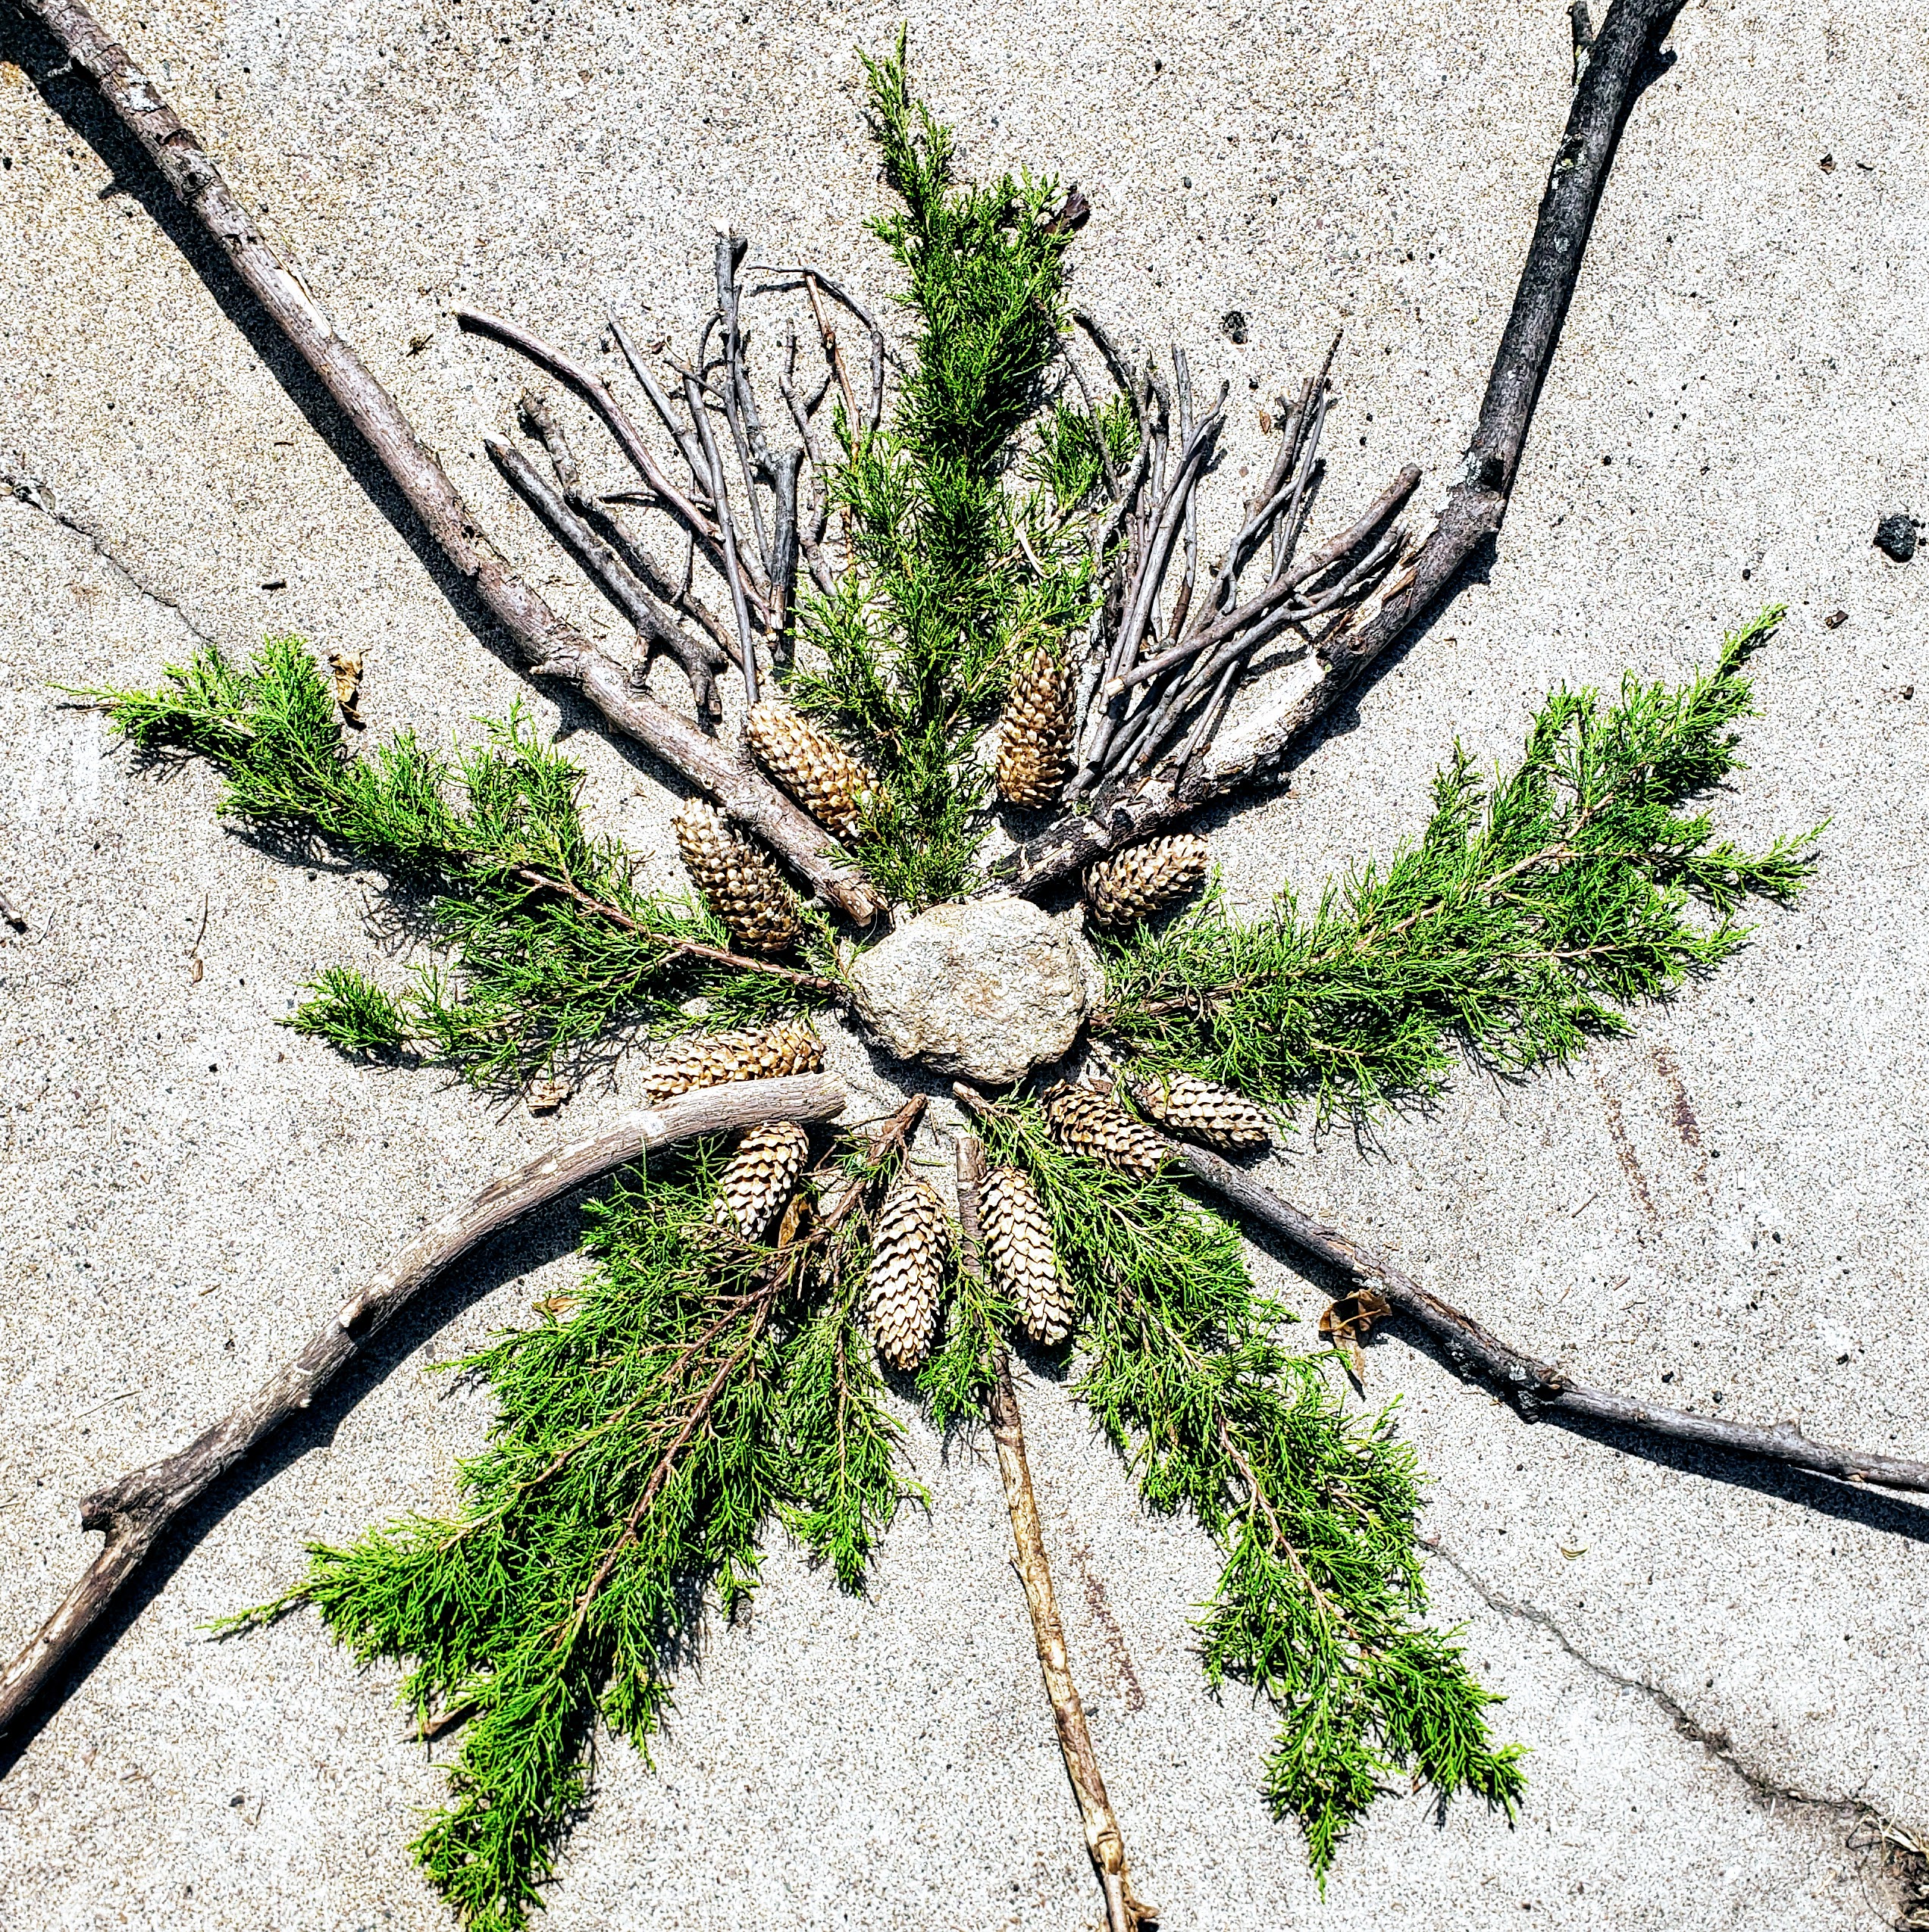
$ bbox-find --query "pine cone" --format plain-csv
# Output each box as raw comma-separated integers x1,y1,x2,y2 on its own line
1082,833,1210,928
745,702,876,843
994,647,1073,807
1043,1081,1170,1180
981,1165,1073,1346
638,1020,825,1105
1128,1072,1270,1153
865,1174,945,1372
672,800,803,955
709,1120,812,1242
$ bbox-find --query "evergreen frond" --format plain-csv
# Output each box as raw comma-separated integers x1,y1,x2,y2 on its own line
787,34,1096,907
971,1095,1525,1874
1096,612,1820,1126
85,639,829,1087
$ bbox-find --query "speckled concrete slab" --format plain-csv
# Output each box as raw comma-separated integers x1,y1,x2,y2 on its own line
2,1,1924,1927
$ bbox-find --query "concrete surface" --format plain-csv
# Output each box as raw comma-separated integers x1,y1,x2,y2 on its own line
2,0,1926,1926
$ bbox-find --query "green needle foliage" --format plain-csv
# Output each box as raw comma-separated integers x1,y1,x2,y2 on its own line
84,635,830,1085
972,1096,1524,1877
787,31,1114,907
224,1142,916,1932
1098,611,1820,1125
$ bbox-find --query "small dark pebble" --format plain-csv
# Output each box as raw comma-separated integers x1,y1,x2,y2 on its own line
1824,608,1849,629
1221,309,1248,344
1819,154,1835,171
1882,684,1915,702
1874,512,1919,563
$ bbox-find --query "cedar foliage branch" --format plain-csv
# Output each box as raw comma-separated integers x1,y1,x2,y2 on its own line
970,1095,1524,1877
1098,611,1819,1123
83,635,832,1085
788,32,1125,907
221,1141,919,1932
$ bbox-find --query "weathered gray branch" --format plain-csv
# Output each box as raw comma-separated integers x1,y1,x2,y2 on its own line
0,1073,848,1739
1171,1138,1929,1496
955,1137,1154,1932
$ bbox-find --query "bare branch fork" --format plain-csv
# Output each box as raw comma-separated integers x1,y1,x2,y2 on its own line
1168,1138,1929,1498
11,0,884,925
954,1135,1155,1932
995,0,1686,898
0,1074,849,1742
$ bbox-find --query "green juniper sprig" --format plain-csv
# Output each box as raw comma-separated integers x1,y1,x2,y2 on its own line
83,634,836,1084
971,1093,1524,1877
784,31,1112,907
222,1124,920,1932
1096,610,1820,1126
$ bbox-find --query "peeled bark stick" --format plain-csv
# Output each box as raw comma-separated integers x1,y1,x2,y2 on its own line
992,0,1683,897
1170,1138,1929,1497
0,1073,848,1740
954,1136,1155,1932
17,0,881,925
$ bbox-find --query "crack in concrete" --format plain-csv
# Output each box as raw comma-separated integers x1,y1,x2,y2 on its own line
4,454,219,649
1428,1534,1848,1818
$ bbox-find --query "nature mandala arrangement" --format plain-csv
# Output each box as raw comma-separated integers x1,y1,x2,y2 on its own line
8,5,1929,1931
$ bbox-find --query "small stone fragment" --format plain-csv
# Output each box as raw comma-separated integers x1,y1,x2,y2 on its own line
1874,513,1919,564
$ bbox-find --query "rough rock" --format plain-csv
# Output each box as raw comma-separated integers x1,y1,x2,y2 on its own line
847,898,1097,1084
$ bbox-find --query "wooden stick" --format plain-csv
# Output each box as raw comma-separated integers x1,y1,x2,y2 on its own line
1170,1138,1929,1497
0,1072,849,1739
954,1137,1155,1932
991,0,1685,897
17,0,882,925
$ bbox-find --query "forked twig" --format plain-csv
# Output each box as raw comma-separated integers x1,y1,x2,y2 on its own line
0,1075,850,1740
954,1135,1156,1932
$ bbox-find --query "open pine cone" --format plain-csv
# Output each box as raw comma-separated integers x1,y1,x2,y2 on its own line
746,702,876,844
982,1163,1073,1345
1042,1081,1170,1181
637,1021,825,1105
1082,833,1210,928
865,1173,946,1371
672,800,803,954
994,647,1073,807
709,1120,813,1242
1129,1071,1270,1152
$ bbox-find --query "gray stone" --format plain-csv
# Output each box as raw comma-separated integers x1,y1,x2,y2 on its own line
847,898,1098,1084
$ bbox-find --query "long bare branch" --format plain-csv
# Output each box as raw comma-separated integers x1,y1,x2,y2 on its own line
0,1074,849,1739
1170,1138,1929,1496
954,1136,1154,1932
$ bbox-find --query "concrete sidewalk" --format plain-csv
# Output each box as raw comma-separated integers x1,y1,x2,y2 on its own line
2,0,1924,1925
